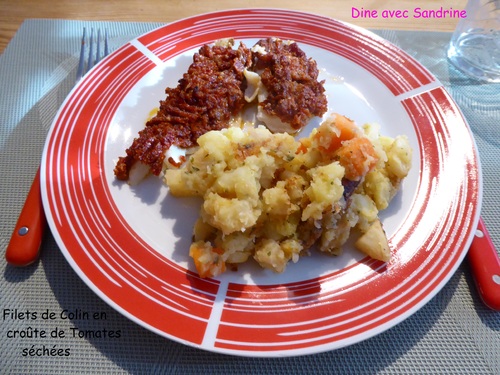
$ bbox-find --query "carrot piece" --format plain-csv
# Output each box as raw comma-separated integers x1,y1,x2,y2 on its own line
335,137,378,180
189,242,226,278
322,115,359,153
297,142,308,154
335,115,359,139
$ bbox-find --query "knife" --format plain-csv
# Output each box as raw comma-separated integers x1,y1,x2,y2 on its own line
467,217,500,311
5,168,46,266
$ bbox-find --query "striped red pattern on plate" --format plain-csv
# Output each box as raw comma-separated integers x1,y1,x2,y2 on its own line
41,9,480,356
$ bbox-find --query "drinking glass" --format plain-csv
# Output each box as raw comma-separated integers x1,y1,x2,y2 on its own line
447,0,500,83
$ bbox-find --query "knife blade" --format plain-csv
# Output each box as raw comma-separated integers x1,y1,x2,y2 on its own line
5,168,46,266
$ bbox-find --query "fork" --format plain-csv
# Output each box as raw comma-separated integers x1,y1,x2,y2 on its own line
76,27,109,82
5,28,110,266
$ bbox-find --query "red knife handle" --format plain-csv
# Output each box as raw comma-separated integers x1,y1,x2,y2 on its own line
5,168,46,266
468,217,500,311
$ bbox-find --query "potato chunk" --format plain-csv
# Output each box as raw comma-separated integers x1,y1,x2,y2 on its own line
354,219,390,262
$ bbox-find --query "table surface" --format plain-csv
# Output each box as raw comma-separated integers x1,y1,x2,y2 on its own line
1,1,499,374
0,0,469,55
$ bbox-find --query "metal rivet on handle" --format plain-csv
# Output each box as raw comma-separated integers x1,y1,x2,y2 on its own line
493,275,500,286
18,227,29,236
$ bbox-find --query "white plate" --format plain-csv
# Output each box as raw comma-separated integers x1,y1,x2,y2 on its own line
41,9,481,357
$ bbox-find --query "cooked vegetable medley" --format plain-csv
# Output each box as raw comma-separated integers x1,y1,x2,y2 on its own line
165,113,412,278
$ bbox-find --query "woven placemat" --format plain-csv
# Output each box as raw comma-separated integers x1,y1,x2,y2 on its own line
0,20,498,374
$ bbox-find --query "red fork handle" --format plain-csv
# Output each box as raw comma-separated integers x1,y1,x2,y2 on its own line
468,217,500,311
5,168,46,266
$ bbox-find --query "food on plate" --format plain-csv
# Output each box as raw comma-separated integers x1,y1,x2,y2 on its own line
114,38,327,183
114,39,252,182
250,37,327,133
112,37,412,278
165,114,412,278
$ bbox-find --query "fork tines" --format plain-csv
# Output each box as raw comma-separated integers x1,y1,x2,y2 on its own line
76,27,109,82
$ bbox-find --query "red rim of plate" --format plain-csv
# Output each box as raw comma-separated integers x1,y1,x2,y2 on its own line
41,9,482,357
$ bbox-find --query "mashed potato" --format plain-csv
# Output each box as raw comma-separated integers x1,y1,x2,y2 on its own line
165,113,412,278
